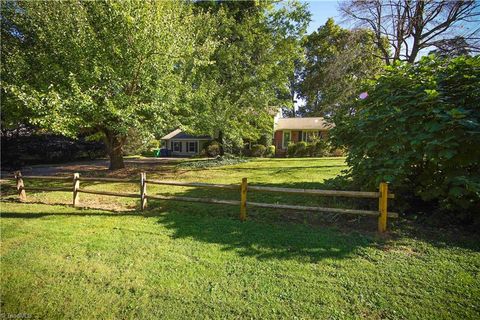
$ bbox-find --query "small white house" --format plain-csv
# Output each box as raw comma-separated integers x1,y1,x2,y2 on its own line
160,129,212,156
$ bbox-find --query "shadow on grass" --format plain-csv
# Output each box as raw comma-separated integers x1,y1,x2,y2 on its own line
189,165,347,171
0,210,142,218
143,180,387,262
3,176,479,261
155,206,375,262
146,181,480,257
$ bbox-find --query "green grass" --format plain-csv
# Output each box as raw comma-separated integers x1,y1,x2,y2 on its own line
1,158,479,319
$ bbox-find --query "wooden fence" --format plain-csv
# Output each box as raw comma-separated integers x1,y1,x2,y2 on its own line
8,171,397,232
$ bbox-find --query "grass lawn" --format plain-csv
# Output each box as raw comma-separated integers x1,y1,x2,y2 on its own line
1,158,479,319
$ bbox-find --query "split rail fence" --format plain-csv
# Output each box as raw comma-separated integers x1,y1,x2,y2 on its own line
8,171,397,232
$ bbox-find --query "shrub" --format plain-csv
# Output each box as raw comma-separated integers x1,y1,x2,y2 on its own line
331,56,480,221
206,141,221,157
265,145,276,157
330,148,345,157
123,129,156,155
251,144,266,157
287,143,297,157
308,139,328,157
306,143,316,157
147,139,160,150
294,141,308,157
258,134,272,147
241,145,252,157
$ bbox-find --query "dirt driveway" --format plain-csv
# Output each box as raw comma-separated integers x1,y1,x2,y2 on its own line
1,157,187,178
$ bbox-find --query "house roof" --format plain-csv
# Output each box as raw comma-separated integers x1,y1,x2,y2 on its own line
274,117,334,131
161,129,211,140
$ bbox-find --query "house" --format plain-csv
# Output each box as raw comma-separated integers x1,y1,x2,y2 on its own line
160,129,212,156
273,117,333,156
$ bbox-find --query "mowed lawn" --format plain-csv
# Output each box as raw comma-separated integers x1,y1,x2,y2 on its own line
1,158,479,319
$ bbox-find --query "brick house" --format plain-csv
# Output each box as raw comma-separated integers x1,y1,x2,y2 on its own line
273,117,333,156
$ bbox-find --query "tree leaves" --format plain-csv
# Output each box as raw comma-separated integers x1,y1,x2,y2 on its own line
331,56,480,218
297,18,384,117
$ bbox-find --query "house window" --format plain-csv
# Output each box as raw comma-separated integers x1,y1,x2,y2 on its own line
172,141,181,152
282,131,291,149
187,141,197,153
302,130,319,142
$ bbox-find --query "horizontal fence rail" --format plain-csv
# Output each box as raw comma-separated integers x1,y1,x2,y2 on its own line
146,179,239,190
247,185,394,199
5,171,397,232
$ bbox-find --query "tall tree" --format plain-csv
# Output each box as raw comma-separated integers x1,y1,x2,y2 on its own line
180,0,310,152
429,36,475,58
1,0,216,169
340,0,480,64
297,18,383,116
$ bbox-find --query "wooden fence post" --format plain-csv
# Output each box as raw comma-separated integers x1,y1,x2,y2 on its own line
240,177,247,221
378,182,388,232
140,172,147,210
73,173,80,207
15,171,26,202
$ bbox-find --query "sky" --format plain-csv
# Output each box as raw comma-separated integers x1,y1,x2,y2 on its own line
302,0,480,38
302,0,342,34
292,0,479,109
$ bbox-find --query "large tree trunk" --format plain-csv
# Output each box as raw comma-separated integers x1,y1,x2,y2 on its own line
217,130,225,156
103,130,126,170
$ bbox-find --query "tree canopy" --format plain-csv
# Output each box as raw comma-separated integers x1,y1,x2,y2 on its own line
1,0,309,167
181,0,310,152
2,0,217,169
296,18,383,117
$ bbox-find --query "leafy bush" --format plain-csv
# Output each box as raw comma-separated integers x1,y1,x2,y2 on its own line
330,148,345,157
287,143,297,157
294,141,308,157
286,140,330,158
258,134,272,147
147,139,160,150
141,149,156,157
205,141,221,157
265,145,276,157
307,139,328,157
123,129,156,155
331,56,480,221
251,144,266,157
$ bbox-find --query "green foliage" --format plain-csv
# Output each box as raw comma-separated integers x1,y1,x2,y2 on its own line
258,134,272,147
265,145,276,157
307,139,328,157
297,18,384,116
287,142,297,157
330,148,346,157
1,0,217,168
122,129,158,156
251,144,266,157
331,56,480,219
295,141,308,156
286,140,330,158
185,1,310,147
205,141,221,157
